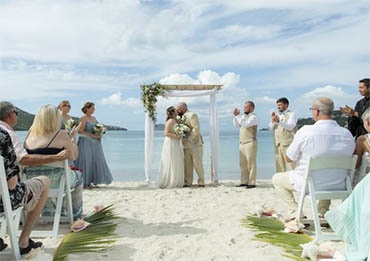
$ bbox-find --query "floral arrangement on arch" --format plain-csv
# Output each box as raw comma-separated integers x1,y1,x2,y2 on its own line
141,83,168,122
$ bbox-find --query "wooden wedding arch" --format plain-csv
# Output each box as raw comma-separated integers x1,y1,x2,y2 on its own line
142,84,222,184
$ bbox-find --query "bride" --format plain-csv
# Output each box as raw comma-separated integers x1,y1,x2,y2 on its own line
158,106,185,188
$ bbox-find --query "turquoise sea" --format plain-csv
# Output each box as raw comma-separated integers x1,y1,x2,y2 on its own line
16,130,276,182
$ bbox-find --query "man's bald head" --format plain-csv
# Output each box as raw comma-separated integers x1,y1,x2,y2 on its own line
176,102,188,115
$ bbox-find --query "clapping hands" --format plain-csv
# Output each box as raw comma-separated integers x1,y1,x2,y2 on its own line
271,112,279,123
233,108,240,116
339,105,355,117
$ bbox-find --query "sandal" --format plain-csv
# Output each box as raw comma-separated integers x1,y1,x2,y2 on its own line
0,238,7,252
20,238,42,255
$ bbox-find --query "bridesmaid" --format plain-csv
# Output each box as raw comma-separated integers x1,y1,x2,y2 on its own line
74,102,113,189
57,100,72,129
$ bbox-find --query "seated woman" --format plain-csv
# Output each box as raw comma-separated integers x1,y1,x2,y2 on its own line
354,108,370,183
325,173,370,260
24,105,83,220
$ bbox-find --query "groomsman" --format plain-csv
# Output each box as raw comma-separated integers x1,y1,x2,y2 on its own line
233,101,258,189
268,97,297,173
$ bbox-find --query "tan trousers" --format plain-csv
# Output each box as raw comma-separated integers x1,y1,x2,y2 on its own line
274,144,296,173
272,172,331,218
184,146,205,186
239,141,257,185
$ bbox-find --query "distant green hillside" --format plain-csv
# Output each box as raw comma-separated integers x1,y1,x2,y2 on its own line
14,107,127,131
297,110,348,128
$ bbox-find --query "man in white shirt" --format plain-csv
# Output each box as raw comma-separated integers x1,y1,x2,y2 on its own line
233,101,259,188
272,97,355,219
268,97,297,173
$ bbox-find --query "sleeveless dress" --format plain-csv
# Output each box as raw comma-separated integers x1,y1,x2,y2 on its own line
325,173,370,260
158,125,185,188
74,120,113,187
25,131,83,220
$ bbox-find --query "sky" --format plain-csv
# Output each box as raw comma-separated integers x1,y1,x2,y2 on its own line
0,0,369,131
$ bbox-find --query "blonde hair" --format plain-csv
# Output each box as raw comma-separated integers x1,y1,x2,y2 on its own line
57,100,70,110
29,105,61,136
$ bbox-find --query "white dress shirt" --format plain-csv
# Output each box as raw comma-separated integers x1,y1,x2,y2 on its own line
0,121,27,163
233,112,259,129
286,120,355,192
268,109,297,131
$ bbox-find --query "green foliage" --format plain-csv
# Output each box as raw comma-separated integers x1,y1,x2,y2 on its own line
297,110,348,129
53,205,121,261
241,216,312,260
141,83,168,122
14,107,34,131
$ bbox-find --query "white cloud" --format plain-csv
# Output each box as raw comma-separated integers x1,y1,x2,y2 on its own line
155,70,246,122
99,92,142,111
290,85,358,118
255,96,276,105
302,85,357,106
159,73,198,85
100,92,124,105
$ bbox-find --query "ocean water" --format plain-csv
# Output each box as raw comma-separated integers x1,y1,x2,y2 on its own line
16,130,276,182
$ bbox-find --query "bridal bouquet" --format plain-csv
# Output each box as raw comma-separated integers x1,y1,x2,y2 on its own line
93,123,106,136
175,123,190,137
63,118,78,133
175,115,191,137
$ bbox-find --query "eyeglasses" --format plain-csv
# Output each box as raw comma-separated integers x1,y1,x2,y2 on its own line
12,110,18,116
309,107,320,112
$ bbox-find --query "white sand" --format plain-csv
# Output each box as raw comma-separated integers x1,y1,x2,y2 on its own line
1,180,346,260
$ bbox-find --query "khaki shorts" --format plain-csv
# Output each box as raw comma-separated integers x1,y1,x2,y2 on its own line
23,178,45,212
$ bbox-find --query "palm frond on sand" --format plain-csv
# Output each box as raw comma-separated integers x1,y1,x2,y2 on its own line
241,215,312,261
53,205,120,261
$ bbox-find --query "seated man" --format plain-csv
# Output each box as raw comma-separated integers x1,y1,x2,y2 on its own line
272,97,355,220
0,101,69,255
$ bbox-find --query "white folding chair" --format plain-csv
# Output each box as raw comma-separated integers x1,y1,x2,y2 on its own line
0,156,22,260
21,159,73,238
358,152,370,182
296,155,357,241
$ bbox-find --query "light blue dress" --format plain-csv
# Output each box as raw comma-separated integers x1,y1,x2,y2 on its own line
325,173,370,260
74,120,113,188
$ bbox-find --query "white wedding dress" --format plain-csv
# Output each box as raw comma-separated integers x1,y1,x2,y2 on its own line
158,127,185,188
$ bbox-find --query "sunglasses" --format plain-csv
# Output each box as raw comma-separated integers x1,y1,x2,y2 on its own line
12,110,18,116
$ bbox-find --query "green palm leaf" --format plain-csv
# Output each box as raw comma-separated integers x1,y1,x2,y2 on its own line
241,216,312,261
53,205,121,261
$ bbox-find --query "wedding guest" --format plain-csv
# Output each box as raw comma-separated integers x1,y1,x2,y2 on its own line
354,108,370,168
233,101,258,189
325,173,370,260
177,102,205,187
340,78,370,139
0,101,70,255
74,102,113,189
268,97,297,172
272,97,355,220
24,105,83,220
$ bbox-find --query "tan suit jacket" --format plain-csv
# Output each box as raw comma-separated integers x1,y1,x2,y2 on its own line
182,111,204,186
183,111,203,149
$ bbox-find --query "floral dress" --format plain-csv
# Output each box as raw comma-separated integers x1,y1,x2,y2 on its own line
0,128,25,212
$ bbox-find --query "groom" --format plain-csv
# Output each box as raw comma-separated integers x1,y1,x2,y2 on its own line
177,102,205,187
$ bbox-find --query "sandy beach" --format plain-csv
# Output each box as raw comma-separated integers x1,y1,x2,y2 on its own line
1,179,347,260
